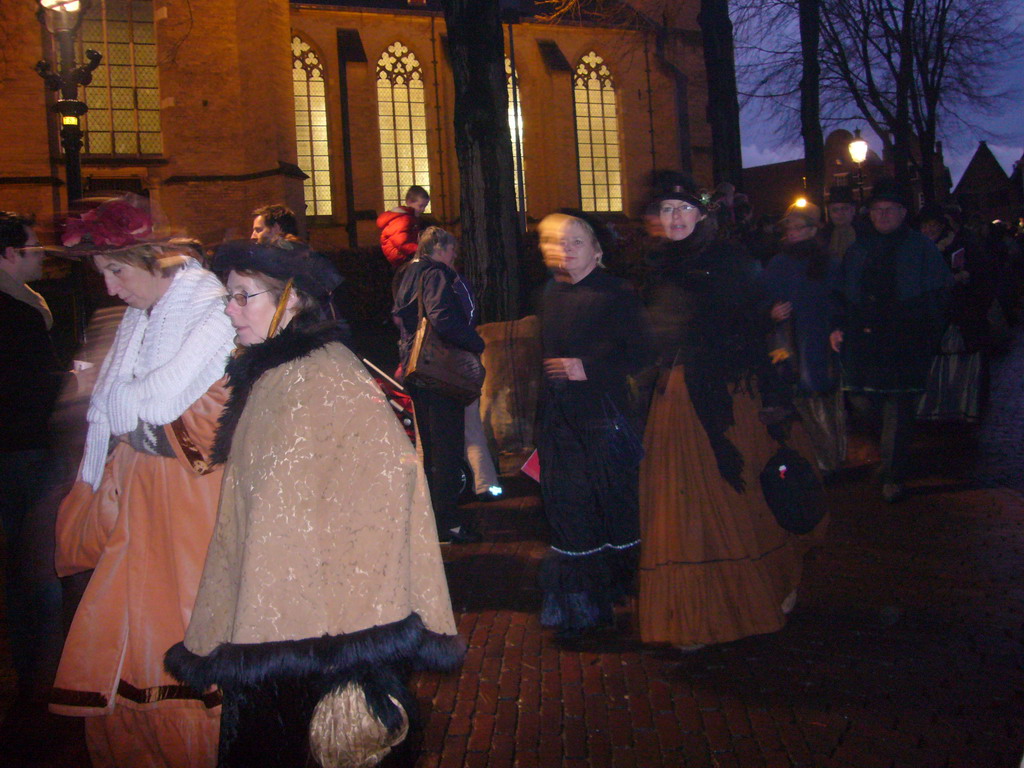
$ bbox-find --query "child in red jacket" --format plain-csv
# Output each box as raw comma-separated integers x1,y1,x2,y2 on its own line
377,185,429,268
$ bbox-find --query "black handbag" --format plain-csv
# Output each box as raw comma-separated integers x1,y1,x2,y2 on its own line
759,445,826,534
404,273,485,406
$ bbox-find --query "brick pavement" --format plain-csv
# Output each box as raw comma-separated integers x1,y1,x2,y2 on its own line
4,336,1024,767
410,465,1024,768
976,331,1024,491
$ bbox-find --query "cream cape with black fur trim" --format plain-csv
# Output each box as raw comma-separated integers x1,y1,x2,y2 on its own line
171,324,461,674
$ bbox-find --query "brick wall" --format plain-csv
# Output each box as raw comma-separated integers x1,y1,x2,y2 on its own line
0,0,710,249
0,2,65,221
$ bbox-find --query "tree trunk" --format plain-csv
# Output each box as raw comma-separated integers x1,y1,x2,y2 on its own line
698,0,743,187
798,0,824,206
892,0,915,194
917,131,938,204
440,0,521,322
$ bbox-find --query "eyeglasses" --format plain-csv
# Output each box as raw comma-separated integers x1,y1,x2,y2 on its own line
660,204,699,216
223,289,270,307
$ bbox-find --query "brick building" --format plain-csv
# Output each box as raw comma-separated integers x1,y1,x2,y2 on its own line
0,0,710,250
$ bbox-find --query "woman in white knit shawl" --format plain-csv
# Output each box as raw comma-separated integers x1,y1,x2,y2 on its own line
50,200,235,768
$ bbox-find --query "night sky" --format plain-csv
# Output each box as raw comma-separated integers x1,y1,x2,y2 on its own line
739,14,1024,188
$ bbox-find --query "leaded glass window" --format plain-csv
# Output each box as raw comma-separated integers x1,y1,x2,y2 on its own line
376,42,430,212
573,51,621,212
506,57,526,210
77,0,161,155
292,36,332,216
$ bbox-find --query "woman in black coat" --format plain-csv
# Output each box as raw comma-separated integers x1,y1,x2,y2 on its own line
536,211,651,640
393,227,485,544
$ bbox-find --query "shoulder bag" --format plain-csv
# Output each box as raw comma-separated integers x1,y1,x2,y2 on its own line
404,270,485,406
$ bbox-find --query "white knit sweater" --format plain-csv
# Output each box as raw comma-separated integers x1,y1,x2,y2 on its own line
82,260,236,489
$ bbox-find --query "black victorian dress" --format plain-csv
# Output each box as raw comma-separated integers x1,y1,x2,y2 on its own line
537,268,651,635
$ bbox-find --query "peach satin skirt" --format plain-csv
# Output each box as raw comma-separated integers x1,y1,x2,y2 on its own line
638,365,825,646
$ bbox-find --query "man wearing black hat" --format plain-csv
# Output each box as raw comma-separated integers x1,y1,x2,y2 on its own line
823,185,860,262
830,179,952,502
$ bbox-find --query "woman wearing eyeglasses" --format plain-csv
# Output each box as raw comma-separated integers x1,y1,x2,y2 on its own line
638,174,822,650
51,196,235,768
760,202,846,476
166,240,461,768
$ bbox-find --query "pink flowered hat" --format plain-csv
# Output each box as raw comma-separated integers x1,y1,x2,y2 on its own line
61,193,155,249
60,193,202,274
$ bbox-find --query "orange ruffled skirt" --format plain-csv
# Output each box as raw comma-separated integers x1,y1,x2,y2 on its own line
638,365,825,646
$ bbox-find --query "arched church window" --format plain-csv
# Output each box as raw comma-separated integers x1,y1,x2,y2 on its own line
292,35,333,216
573,51,622,212
506,56,526,210
76,0,161,155
376,42,431,212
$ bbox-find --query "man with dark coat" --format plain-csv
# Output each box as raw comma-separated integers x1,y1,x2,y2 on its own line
0,211,64,702
830,180,952,502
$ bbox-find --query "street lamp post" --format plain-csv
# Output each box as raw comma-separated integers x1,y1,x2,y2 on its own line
848,128,869,204
34,0,102,206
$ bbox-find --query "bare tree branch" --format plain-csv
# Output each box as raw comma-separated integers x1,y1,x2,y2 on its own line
734,0,1022,200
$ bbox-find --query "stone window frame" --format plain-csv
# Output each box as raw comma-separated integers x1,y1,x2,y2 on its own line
76,0,162,156
573,50,623,213
375,41,431,213
292,34,334,217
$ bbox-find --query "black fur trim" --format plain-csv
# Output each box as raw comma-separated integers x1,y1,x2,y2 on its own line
164,613,465,691
212,322,350,465
342,664,412,736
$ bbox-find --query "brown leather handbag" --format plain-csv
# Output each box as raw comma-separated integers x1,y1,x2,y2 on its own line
404,275,485,405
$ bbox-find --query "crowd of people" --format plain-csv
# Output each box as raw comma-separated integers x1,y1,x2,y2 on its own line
709,177,1019,504
0,170,1021,766
379,172,1020,646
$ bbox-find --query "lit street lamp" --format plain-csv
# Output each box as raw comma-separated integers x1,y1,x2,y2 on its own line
34,0,102,206
848,128,869,203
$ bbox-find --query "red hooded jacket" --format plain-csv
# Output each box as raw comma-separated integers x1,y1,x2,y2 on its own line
376,206,420,267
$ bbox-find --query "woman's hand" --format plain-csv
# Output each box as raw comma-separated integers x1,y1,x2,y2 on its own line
829,329,844,352
543,357,588,381
770,301,792,322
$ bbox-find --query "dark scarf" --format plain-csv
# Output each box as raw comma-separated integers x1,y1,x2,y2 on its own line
212,322,351,465
780,237,831,281
646,237,766,491
860,224,910,332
